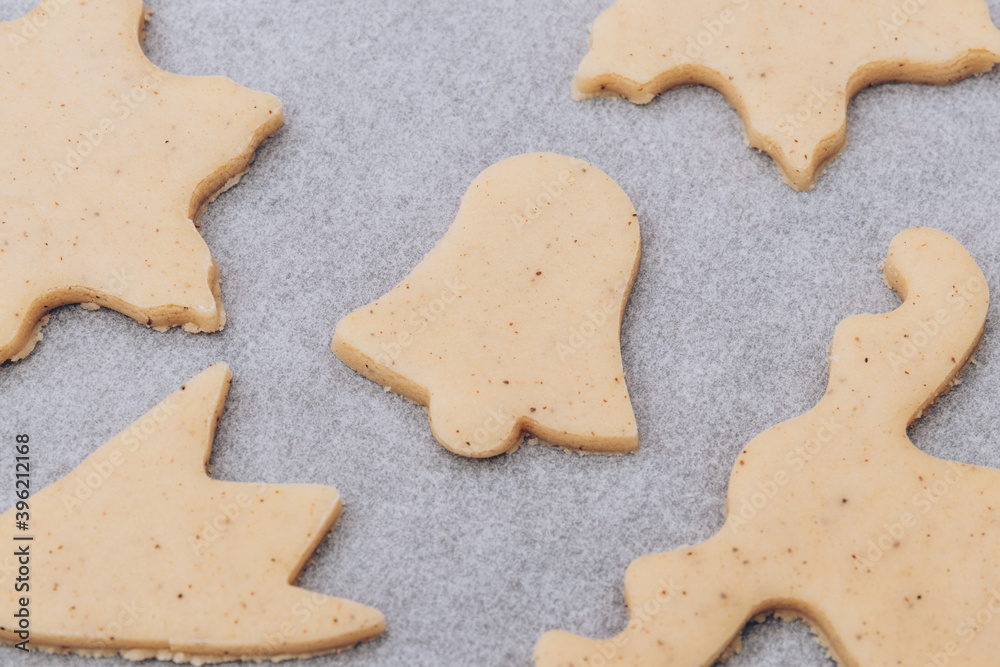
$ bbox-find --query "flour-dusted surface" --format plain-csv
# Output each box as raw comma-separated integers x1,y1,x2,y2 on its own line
1,1,998,666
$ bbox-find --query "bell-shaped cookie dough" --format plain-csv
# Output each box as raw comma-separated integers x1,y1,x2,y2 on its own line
334,153,641,458
0,364,384,663
573,0,1000,190
0,1,283,366
536,227,997,666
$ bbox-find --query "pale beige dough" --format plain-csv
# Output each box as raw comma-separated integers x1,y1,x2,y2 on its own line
535,227,999,666
0,1,284,366
0,364,385,663
573,0,1000,190
333,153,641,458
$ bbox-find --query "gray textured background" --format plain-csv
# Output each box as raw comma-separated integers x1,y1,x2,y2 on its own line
2,0,1000,665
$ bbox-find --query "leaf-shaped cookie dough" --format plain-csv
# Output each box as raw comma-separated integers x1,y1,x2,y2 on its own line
0,364,385,663
0,0,283,365
574,0,1000,190
536,227,997,666
334,153,641,458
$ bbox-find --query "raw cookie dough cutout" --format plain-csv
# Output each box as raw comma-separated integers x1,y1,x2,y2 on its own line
573,0,1000,190
536,227,998,666
0,0,284,366
334,153,641,458
0,364,385,663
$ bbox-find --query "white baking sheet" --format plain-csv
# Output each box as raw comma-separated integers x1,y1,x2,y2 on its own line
2,0,999,665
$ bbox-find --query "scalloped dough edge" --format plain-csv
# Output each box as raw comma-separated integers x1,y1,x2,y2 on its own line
715,610,847,667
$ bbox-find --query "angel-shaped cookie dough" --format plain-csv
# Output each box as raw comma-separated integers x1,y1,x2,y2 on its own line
0,364,384,663
537,227,998,666
334,153,641,458
573,0,1000,190
0,0,282,366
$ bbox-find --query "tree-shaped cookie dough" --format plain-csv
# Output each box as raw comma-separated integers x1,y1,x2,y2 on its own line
573,0,1000,190
0,1,283,366
536,227,997,666
334,153,641,458
0,364,384,663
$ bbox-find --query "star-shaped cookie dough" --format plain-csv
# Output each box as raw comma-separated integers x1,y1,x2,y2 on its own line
574,0,1000,189
334,153,640,458
536,228,998,666
0,363,385,663
0,0,283,365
